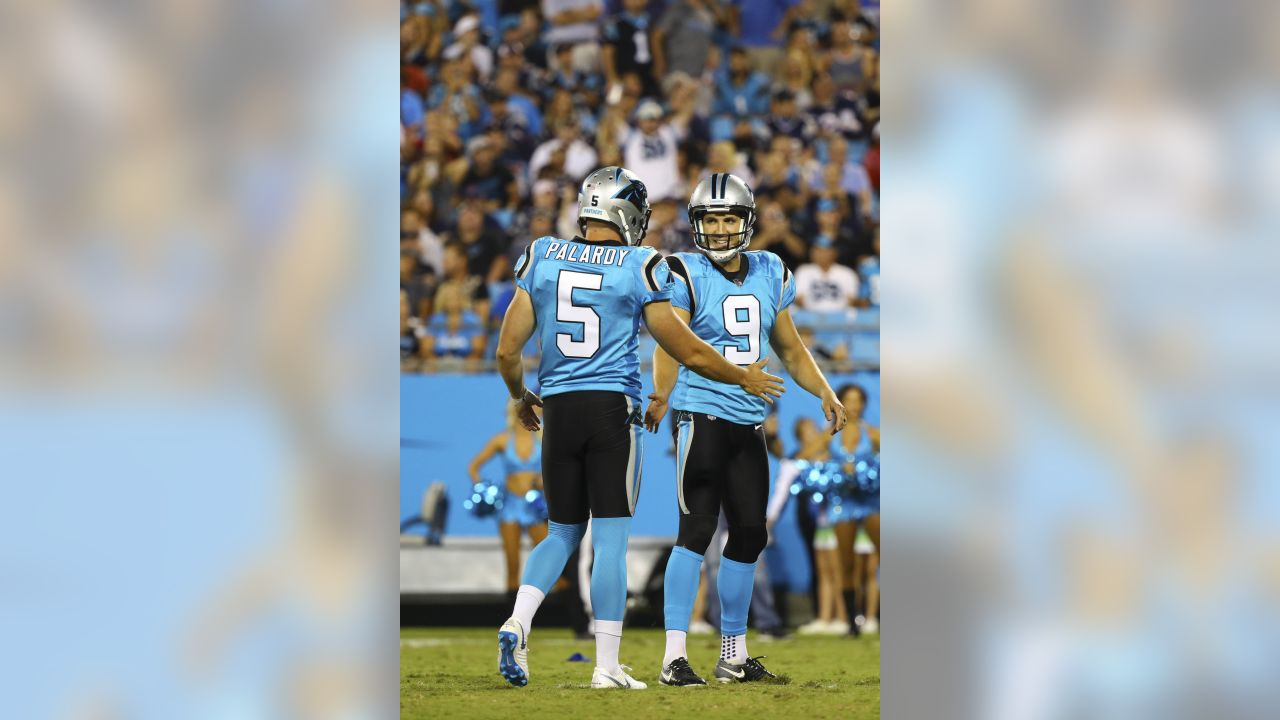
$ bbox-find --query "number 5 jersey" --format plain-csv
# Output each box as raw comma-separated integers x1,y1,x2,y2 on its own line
513,235,671,405
666,250,796,425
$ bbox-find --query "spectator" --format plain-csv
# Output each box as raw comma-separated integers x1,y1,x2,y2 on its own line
427,55,486,141
449,14,494,83
706,140,755,188
405,188,445,277
826,17,876,95
546,44,604,107
544,86,598,138
748,198,808,270
602,0,657,100
857,225,880,308
623,100,682,203
727,0,804,79
446,202,508,286
542,0,604,73
437,241,493,326
713,46,771,120
807,73,867,142
775,49,815,110
458,135,518,213
794,235,860,313
765,89,816,144
652,0,719,82
806,193,866,268
401,248,437,321
528,119,599,185
818,135,875,224
401,77,426,137
423,285,487,363
491,66,544,139
401,9,445,66
863,123,880,195
663,72,712,167
401,289,427,362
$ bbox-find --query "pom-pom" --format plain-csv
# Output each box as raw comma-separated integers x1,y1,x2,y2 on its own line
524,488,549,521
463,479,504,518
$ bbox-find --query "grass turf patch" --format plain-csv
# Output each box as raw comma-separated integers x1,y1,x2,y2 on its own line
402,627,879,719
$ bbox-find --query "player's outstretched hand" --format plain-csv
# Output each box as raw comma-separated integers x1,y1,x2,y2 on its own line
740,359,785,404
643,392,669,433
822,390,848,435
516,389,543,431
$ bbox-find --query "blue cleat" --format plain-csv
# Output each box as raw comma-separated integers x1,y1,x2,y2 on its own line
498,618,529,687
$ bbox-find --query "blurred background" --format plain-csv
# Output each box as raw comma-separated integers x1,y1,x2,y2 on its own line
398,0,884,641
3,0,1279,717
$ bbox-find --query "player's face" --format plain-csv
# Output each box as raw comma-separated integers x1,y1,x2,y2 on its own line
700,212,742,251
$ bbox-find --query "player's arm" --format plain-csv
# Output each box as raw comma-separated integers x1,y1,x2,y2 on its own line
495,287,543,430
468,433,507,482
644,300,784,402
770,307,847,434
643,306,690,431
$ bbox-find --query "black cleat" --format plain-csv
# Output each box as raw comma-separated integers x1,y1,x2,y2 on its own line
713,656,777,683
659,657,707,686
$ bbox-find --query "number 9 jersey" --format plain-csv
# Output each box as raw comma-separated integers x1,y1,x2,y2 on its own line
667,250,796,425
513,235,672,404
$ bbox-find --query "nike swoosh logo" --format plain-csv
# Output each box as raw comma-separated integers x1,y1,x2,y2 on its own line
661,670,673,683
607,674,629,687
723,667,745,679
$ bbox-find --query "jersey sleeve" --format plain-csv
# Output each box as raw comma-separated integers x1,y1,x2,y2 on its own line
638,249,673,306
665,254,694,313
777,255,797,310
513,238,539,293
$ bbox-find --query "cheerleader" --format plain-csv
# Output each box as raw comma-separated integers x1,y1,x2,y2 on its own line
468,401,547,594
830,383,880,634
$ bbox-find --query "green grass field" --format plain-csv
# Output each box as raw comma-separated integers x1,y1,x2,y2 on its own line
402,627,879,719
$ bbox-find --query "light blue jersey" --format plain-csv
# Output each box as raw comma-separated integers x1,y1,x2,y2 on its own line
668,250,796,425
514,235,671,403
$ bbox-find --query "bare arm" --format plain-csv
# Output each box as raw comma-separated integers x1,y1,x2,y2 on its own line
770,308,847,434
651,27,667,79
468,433,507,482
643,301,784,400
495,288,544,429
602,43,618,87
643,306,690,431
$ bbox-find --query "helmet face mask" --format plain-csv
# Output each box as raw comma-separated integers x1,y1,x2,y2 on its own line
576,166,652,246
691,207,752,262
688,173,756,264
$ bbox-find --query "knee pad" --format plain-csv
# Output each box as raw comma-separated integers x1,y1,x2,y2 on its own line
723,524,768,563
675,514,718,556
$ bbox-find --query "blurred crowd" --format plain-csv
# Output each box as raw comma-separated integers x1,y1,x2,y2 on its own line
401,0,881,370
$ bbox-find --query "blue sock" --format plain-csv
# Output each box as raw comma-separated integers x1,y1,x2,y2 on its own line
520,520,586,594
663,546,705,631
717,556,757,636
589,517,632,621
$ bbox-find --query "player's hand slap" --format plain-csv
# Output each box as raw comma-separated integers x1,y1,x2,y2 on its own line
516,389,544,431
822,391,848,435
740,359,785,404
643,392,668,433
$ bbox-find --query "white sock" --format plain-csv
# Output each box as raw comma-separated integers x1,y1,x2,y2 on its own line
720,633,748,664
595,619,623,671
512,585,545,634
663,630,688,667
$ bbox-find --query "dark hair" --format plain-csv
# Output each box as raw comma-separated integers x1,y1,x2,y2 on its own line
836,383,867,407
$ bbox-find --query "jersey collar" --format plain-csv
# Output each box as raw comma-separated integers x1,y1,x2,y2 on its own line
573,235,625,247
710,253,750,286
